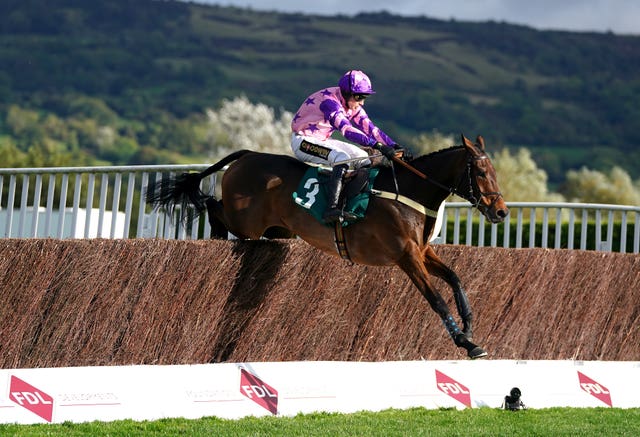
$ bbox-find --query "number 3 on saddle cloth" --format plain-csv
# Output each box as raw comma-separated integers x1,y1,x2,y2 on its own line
293,167,380,227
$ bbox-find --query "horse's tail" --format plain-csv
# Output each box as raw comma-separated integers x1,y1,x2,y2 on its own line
145,149,253,223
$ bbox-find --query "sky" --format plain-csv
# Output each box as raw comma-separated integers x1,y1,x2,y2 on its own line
194,0,639,35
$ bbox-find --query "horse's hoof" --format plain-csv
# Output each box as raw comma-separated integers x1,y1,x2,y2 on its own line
468,346,488,360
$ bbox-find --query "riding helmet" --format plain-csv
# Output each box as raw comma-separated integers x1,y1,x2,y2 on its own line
338,70,376,95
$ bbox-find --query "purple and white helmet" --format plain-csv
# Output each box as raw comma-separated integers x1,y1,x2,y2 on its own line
338,70,376,95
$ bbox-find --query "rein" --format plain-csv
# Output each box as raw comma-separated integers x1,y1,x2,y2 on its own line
390,152,503,208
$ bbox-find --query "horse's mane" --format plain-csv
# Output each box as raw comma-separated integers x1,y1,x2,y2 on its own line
415,144,464,161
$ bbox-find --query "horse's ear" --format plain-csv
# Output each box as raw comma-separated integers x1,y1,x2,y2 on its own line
476,135,485,151
460,134,473,148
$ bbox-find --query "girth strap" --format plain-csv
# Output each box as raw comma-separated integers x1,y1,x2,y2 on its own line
333,222,353,263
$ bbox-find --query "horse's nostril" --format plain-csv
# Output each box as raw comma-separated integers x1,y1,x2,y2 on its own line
497,209,509,218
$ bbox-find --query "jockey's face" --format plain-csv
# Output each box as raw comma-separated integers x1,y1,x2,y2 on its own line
347,93,368,110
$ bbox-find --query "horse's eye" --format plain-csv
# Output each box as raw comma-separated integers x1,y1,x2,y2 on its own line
477,170,486,178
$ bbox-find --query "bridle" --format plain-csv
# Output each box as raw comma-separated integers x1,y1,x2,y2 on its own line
458,154,504,210
390,149,504,210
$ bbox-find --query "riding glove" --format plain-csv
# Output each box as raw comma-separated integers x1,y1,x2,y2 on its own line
374,142,397,160
393,144,413,161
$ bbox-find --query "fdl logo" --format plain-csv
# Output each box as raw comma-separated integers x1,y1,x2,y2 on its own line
435,369,472,408
239,368,278,415
9,375,54,422
577,371,612,407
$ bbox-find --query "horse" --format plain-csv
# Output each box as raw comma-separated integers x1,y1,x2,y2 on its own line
146,135,509,359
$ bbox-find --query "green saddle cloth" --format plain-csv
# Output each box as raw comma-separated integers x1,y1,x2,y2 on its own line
292,167,379,227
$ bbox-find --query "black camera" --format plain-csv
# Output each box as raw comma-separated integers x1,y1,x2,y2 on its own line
503,387,526,411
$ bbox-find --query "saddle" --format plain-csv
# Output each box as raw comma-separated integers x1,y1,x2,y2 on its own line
292,166,379,227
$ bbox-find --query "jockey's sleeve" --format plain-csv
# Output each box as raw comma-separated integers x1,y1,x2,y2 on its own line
320,99,389,147
351,107,395,146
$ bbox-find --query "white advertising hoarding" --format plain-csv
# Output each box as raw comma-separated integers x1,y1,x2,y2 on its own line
1,360,638,424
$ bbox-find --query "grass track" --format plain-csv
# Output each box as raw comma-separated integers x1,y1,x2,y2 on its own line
1,407,639,436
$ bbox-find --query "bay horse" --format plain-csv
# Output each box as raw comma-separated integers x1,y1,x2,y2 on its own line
146,135,508,359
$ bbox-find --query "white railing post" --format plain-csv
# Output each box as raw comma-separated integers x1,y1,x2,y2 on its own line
84,173,95,238
71,174,82,237
124,172,136,238
568,209,575,250
136,172,149,238
554,208,562,249
18,175,29,237
45,174,56,237
634,212,640,253
57,173,69,238
595,210,602,251
5,175,17,237
515,208,523,248
31,174,43,238
110,173,122,239
529,207,536,248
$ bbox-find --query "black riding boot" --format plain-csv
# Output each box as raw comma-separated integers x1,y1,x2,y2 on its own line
323,164,357,224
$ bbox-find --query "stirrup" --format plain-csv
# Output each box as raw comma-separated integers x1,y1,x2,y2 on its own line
323,208,344,224
323,208,357,224
341,210,358,221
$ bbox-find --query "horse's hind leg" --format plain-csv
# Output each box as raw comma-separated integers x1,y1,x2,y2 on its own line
423,246,474,339
206,197,229,239
398,246,486,359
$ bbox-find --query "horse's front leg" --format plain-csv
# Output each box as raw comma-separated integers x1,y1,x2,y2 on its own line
398,247,486,359
423,246,474,339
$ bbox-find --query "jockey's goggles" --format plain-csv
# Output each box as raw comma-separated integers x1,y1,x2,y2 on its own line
353,93,369,101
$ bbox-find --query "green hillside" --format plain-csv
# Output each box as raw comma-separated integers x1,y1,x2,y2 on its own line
1,0,639,183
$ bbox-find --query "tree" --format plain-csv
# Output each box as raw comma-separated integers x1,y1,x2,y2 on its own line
205,96,293,158
491,148,564,202
0,137,26,167
562,166,640,205
409,130,455,156
6,105,43,147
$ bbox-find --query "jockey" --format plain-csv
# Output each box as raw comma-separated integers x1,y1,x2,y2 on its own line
291,70,403,224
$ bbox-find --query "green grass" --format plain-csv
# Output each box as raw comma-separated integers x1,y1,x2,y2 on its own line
1,407,639,436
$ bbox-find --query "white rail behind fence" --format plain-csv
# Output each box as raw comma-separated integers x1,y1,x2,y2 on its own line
0,164,214,240
1,165,639,253
440,202,639,254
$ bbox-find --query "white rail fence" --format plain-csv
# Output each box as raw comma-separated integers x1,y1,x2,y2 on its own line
0,165,214,240
440,201,639,253
1,165,639,253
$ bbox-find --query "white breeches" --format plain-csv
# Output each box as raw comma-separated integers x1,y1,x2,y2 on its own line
291,134,371,169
